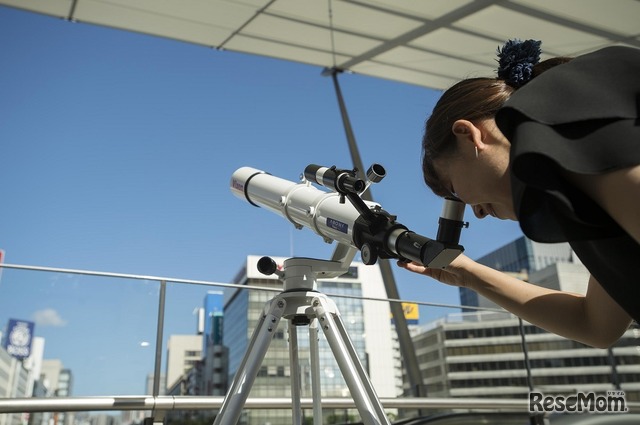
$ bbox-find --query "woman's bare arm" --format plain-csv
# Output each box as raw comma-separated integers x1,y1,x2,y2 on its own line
399,256,631,348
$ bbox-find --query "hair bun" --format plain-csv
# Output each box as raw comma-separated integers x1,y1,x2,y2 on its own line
496,39,542,88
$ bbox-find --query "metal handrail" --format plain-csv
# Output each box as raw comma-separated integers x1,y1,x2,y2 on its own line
0,395,538,413
0,263,499,311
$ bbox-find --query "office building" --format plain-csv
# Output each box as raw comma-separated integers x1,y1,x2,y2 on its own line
199,291,224,357
223,255,402,424
145,373,166,396
411,311,640,401
165,291,229,400
0,346,29,425
39,359,74,425
195,291,229,396
165,334,202,392
0,323,47,425
201,339,228,397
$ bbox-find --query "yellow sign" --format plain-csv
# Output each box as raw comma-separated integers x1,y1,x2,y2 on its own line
401,302,419,321
390,302,419,324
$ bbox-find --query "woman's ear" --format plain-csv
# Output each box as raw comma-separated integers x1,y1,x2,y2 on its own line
452,119,473,137
452,119,484,150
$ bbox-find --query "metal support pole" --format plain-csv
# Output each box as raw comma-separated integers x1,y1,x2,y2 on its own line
148,280,167,425
324,67,426,398
608,346,621,390
153,281,166,398
519,318,545,425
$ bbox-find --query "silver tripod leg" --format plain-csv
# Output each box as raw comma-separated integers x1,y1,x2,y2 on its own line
288,321,302,424
309,318,323,425
213,297,286,425
313,294,391,425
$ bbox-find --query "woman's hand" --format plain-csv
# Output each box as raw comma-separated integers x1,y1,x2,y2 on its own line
396,254,476,288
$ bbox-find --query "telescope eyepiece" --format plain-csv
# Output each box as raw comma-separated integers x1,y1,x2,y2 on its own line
436,198,468,245
366,164,386,183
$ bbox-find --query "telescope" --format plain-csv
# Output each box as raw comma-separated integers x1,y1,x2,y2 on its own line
230,164,467,269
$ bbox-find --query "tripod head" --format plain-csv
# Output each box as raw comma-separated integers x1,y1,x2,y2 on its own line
257,256,350,293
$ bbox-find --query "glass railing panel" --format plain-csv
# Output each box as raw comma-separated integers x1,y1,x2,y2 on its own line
0,267,160,397
2,264,638,423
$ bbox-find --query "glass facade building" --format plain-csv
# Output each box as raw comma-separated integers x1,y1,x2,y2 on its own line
475,236,573,274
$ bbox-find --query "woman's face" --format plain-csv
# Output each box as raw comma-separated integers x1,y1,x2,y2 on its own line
434,119,517,221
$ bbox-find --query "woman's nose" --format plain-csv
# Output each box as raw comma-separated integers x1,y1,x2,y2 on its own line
472,204,488,219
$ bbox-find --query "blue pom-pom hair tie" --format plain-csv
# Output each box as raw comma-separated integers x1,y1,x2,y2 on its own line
496,39,542,88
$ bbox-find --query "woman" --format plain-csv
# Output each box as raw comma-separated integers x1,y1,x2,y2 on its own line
399,40,640,348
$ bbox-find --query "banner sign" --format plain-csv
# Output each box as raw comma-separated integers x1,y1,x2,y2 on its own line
3,319,35,359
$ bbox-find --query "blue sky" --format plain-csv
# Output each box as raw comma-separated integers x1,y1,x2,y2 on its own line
0,6,522,396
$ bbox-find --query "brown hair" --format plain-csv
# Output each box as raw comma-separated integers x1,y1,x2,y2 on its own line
421,57,572,198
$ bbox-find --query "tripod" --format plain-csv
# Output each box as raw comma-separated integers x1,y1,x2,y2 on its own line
213,253,391,425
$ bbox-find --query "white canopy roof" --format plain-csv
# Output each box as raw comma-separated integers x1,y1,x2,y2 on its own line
2,0,639,90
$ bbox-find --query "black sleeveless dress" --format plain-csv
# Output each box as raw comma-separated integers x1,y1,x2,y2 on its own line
495,46,640,322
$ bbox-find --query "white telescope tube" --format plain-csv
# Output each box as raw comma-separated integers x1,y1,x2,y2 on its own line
230,167,381,245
